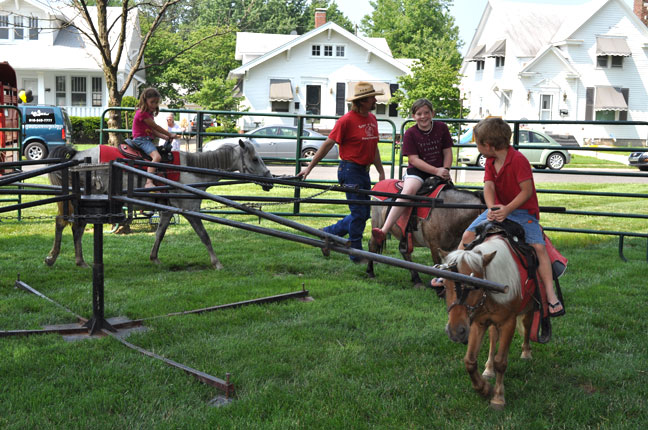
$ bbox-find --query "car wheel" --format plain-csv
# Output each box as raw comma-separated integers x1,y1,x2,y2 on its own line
546,152,566,170
477,155,487,168
639,166,648,172
24,142,48,161
301,148,317,165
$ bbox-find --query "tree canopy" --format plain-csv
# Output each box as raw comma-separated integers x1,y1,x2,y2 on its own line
142,0,354,109
360,0,465,119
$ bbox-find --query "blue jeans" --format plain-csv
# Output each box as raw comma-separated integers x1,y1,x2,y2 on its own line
131,136,156,155
467,208,544,244
322,160,371,252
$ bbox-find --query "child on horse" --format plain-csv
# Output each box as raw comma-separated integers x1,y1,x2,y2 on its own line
131,88,178,188
457,117,564,317
371,98,453,247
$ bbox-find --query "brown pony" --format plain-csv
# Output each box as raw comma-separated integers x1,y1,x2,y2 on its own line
440,236,535,409
367,185,482,287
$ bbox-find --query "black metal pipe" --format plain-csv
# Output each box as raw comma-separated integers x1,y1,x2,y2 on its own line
0,159,79,186
112,195,508,293
0,195,75,214
113,162,350,248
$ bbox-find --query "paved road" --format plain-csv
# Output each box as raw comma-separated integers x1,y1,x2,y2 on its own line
269,165,648,184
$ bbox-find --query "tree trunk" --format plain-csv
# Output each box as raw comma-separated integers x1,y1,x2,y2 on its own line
106,76,124,147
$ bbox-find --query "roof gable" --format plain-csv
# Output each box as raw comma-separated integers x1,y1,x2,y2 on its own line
229,21,411,78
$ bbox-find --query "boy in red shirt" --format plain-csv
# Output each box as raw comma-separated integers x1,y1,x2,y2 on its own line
457,117,564,317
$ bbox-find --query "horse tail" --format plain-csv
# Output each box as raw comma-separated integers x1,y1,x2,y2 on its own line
47,145,78,186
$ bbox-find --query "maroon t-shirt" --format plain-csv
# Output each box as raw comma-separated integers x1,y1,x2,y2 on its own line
401,121,453,168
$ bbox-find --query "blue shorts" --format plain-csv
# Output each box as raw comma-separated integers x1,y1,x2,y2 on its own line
467,208,544,244
131,136,157,155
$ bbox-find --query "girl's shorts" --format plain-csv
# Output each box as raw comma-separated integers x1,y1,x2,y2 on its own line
131,136,156,155
405,166,434,182
467,208,544,244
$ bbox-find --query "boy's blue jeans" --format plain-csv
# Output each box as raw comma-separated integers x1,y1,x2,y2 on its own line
322,160,371,255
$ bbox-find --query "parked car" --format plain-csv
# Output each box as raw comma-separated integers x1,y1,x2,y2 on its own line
628,151,648,171
457,129,571,170
19,105,73,161
189,114,215,132
202,125,339,161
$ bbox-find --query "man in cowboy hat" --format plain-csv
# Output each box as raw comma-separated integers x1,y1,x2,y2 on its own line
298,81,386,263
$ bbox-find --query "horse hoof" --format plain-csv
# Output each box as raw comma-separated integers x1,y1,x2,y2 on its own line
482,369,495,379
413,282,425,290
212,262,224,270
44,257,55,267
489,399,506,410
77,261,89,268
520,351,532,360
151,258,161,265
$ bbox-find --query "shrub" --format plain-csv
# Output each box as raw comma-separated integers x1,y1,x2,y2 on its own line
70,116,102,145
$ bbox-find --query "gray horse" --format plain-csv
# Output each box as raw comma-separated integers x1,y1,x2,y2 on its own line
46,140,272,269
367,186,483,287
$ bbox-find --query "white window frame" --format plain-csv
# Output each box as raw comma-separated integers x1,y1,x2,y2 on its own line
71,76,87,106
539,94,553,120
597,55,624,69
13,15,23,40
56,76,66,106
311,43,346,58
28,17,38,40
0,15,9,40
92,77,103,107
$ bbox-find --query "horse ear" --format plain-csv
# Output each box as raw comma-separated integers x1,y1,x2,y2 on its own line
438,248,450,259
482,250,497,267
238,139,245,148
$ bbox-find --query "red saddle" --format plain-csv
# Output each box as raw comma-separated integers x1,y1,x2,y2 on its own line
98,145,181,182
371,178,446,236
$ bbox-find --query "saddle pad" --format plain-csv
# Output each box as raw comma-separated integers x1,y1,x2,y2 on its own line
98,145,181,181
371,179,445,235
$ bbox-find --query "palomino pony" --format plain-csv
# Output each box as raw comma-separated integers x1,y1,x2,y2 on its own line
440,235,536,409
367,182,482,287
45,140,273,269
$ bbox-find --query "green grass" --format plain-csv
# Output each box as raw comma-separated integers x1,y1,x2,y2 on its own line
1,176,647,429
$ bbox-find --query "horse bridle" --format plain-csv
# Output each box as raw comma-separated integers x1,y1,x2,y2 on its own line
435,263,488,322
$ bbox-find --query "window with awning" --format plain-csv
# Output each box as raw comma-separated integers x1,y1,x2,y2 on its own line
347,81,392,104
486,40,506,57
269,79,294,101
596,37,631,57
466,44,486,61
594,86,627,111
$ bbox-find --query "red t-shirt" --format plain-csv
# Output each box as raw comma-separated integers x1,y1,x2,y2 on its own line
133,110,154,138
401,121,453,168
484,146,540,219
328,111,379,166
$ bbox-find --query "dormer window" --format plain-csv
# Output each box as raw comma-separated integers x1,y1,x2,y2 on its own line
311,43,346,58
476,60,485,71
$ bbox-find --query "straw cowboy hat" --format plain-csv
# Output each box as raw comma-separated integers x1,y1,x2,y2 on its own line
347,81,384,101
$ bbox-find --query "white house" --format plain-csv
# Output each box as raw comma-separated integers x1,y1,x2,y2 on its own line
459,0,648,146
0,0,144,117
228,9,415,135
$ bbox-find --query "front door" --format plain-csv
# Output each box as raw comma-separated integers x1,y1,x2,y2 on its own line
22,78,38,104
306,85,321,116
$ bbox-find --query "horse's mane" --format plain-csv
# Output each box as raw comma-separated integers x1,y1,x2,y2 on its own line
183,144,239,170
445,237,521,303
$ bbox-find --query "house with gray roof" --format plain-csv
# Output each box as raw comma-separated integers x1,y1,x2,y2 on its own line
460,0,648,145
228,10,415,134
1,0,144,117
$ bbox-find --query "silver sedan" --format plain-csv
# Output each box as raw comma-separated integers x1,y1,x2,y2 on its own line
203,125,339,161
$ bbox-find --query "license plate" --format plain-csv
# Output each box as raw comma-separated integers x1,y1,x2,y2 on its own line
629,156,639,162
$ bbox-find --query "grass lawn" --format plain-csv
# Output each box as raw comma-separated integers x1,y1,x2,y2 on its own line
1,174,647,429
